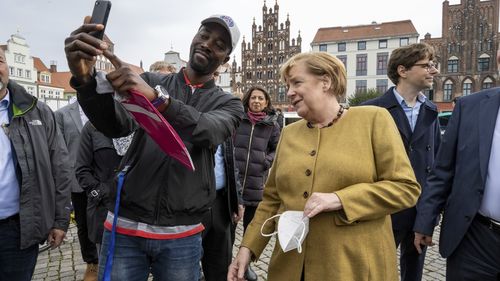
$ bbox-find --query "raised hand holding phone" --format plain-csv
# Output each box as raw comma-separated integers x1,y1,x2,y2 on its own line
89,0,111,40
64,1,111,84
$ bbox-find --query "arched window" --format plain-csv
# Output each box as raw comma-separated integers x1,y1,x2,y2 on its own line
482,77,494,89
477,53,490,72
443,80,453,101
462,79,473,96
447,56,459,73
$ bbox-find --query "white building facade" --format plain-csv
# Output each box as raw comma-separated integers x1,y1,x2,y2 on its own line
311,20,419,98
164,50,187,71
2,33,37,96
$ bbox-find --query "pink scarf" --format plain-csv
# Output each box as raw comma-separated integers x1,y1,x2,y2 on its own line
247,111,267,125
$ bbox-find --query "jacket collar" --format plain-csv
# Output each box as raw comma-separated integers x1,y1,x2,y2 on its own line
68,102,84,132
176,68,216,90
7,80,37,117
379,87,438,143
478,89,500,182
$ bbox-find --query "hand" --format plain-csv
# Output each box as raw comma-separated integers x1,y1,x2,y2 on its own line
233,205,244,224
227,247,252,281
303,192,342,218
64,16,109,84
47,228,66,249
414,232,434,254
103,51,160,103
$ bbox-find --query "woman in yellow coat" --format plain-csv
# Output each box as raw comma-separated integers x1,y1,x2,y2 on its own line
228,52,421,281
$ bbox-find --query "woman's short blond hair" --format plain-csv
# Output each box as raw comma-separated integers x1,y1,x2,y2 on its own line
280,52,347,100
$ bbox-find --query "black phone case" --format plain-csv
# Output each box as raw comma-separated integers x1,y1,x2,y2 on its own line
89,0,111,40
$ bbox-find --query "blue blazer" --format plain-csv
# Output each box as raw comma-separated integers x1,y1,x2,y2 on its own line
414,88,500,258
362,87,441,230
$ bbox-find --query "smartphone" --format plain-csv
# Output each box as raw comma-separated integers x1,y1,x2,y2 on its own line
89,0,111,40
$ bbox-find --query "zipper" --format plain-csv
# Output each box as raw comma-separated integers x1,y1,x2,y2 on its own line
241,124,255,195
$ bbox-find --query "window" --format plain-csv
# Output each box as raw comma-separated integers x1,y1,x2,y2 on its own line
355,80,367,93
482,81,493,89
278,86,286,102
278,56,285,64
267,71,273,79
477,57,489,72
482,77,494,89
400,37,409,46
356,54,367,76
423,89,434,100
357,41,366,50
319,44,327,52
338,42,346,52
462,80,472,96
27,87,35,96
25,70,31,79
443,81,453,101
267,57,273,65
9,67,15,76
257,71,262,79
379,40,387,49
257,58,262,65
41,74,50,83
337,55,347,69
376,79,388,93
267,43,273,51
376,53,388,75
14,54,25,64
17,69,23,77
268,31,273,38
447,59,459,73
246,72,252,79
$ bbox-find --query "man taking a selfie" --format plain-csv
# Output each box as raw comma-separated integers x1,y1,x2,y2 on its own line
64,14,243,280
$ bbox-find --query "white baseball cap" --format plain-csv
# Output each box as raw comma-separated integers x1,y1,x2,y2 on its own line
201,15,240,53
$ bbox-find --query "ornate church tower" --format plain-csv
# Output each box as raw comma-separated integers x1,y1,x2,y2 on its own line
239,0,301,109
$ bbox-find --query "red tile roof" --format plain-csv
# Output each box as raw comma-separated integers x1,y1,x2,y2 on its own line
33,57,49,72
312,20,418,43
51,71,75,93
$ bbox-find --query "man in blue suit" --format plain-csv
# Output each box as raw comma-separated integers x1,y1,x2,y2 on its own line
362,43,441,281
414,56,500,280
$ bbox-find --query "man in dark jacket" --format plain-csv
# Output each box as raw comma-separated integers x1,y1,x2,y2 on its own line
55,101,99,281
201,138,243,281
362,43,441,281
65,14,243,280
0,48,72,281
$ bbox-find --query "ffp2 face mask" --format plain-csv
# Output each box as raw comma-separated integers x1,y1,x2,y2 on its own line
260,211,309,253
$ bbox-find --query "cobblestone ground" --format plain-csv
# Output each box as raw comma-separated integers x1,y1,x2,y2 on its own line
33,222,446,280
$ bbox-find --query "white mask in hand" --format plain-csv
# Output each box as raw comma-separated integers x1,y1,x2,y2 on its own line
260,211,309,253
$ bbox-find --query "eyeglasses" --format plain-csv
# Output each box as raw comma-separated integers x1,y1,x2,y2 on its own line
413,62,438,72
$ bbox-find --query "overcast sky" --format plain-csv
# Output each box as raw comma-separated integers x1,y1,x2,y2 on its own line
2,0,458,72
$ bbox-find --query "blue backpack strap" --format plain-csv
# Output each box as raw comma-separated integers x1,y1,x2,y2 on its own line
103,165,130,281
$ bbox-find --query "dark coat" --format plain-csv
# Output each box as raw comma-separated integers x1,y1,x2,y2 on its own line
7,81,72,249
234,112,281,206
414,89,500,258
75,122,122,244
362,87,441,230
221,137,243,221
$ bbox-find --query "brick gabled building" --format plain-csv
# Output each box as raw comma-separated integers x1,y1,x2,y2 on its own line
232,0,301,109
422,0,500,112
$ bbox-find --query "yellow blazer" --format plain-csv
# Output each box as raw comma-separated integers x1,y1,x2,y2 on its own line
241,106,421,281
